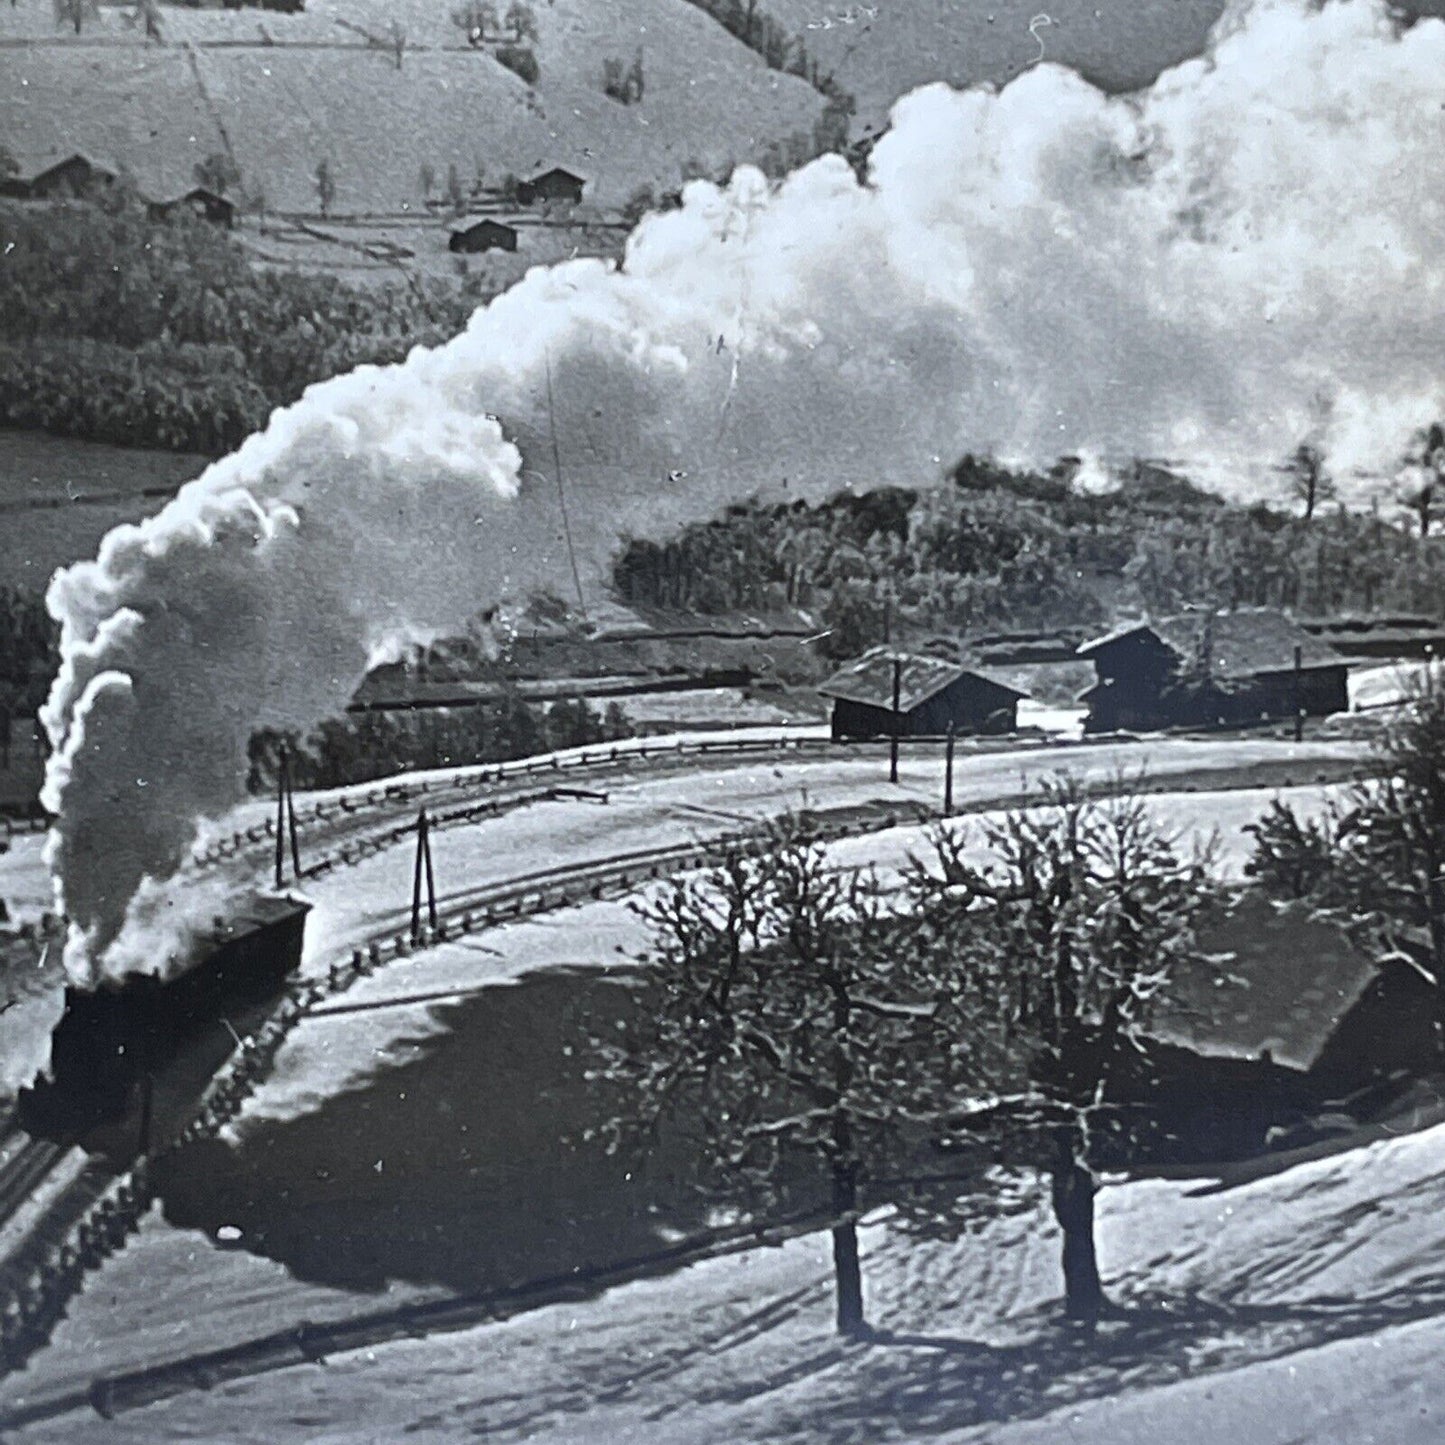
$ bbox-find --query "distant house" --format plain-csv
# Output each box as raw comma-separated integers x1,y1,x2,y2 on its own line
146,187,236,228
1077,608,1348,733
448,218,518,254
0,153,117,201
517,167,586,207
819,647,1026,742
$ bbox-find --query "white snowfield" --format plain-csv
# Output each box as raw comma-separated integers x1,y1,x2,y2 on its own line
11,1090,1445,1443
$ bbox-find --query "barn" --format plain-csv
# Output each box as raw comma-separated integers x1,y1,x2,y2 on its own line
0,153,117,201
1077,608,1349,733
819,648,1026,742
517,166,586,207
1069,896,1437,1165
448,218,519,254
147,187,236,228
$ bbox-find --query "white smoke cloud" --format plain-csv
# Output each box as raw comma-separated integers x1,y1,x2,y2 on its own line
41,0,1445,983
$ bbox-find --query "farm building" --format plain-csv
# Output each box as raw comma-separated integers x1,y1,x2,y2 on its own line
517,167,586,207
449,218,519,254
0,153,117,200
1077,608,1348,733
146,187,235,228
1057,896,1438,1165
819,648,1026,741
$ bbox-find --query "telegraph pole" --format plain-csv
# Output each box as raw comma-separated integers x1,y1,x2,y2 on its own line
944,721,956,816
1292,643,1304,743
889,655,902,785
274,743,302,889
411,807,438,944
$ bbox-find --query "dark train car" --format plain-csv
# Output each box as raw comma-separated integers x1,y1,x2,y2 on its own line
20,894,309,1139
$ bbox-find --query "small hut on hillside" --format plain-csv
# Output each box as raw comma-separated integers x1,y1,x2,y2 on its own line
448,218,519,254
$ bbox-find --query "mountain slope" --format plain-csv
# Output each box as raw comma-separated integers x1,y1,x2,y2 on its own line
0,0,822,211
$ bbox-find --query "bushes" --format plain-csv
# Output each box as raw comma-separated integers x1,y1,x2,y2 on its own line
495,44,539,85
246,695,633,793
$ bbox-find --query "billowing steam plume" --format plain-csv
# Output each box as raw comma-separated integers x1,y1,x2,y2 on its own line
42,0,1445,984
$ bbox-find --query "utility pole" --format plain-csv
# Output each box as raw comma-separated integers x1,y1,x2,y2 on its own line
411,807,438,945
889,655,902,785
274,743,302,890
1292,643,1304,743
944,721,956,816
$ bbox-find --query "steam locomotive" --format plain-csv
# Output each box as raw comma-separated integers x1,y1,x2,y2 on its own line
19,893,310,1143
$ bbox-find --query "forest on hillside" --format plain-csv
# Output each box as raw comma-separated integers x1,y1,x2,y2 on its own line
0,194,485,455
613,458,1445,658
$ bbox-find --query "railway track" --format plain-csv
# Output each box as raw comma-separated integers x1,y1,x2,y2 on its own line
0,1138,64,1234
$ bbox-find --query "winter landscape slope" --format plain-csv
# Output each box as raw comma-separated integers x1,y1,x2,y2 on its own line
0,0,821,211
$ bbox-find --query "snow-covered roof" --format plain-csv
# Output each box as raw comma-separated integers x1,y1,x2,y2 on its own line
1078,609,1343,679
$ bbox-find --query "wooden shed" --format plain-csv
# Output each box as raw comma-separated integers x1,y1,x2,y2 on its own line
517,166,586,207
448,218,519,254
147,187,236,228
0,153,117,201
1077,608,1348,733
819,648,1026,742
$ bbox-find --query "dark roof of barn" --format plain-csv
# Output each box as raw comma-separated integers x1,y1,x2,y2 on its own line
149,186,233,210
451,217,516,237
526,165,586,186
1148,896,1419,1072
818,648,1027,712
1078,609,1343,680
11,152,117,185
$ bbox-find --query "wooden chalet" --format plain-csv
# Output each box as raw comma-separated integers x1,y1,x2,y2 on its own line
819,647,1026,742
1077,608,1348,733
146,187,236,228
448,218,519,254
0,153,117,201
517,166,586,207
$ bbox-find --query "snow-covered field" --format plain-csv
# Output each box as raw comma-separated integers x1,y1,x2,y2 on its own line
0,733,1388,1442
10,1094,1445,1443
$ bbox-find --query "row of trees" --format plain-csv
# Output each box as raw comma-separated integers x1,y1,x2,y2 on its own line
246,695,634,793
604,679,1445,1334
600,783,1215,1332
612,463,1445,657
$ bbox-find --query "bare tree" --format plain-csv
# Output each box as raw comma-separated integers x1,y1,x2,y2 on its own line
445,162,465,215
1277,439,1333,523
1400,421,1445,538
504,0,538,42
418,162,437,201
906,782,1217,1325
595,817,999,1337
1252,672,1445,1053
53,0,100,35
313,158,336,218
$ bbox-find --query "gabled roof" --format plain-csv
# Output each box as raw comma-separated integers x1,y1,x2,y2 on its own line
450,216,516,236
818,647,1027,712
1078,609,1342,679
525,165,586,186
149,185,234,210
19,152,117,185
1150,896,1416,1072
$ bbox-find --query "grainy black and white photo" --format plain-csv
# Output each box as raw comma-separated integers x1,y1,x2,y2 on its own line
1,0,1444,1440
